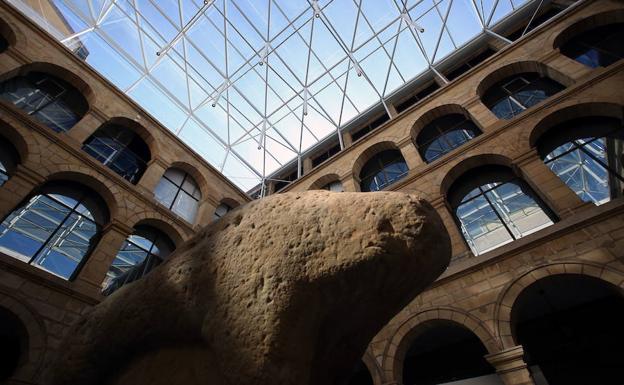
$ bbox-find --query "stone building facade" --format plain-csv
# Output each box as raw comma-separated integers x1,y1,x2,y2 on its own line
0,2,249,383
0,0,623,385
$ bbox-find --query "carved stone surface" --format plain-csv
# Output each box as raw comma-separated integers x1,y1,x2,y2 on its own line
46,191,451,385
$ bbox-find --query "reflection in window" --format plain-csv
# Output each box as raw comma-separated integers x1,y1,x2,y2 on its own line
213,203,232,221
102,225,174,295
450,167,554,255
0,135,19,186
359,150,408,192
560,23,624,68
154,168,201,223
539,117,624,205
322,180,343,192
0,72,88,132
482,73,564,120
0,183,107,279
416,114,481,163
82,124,150,184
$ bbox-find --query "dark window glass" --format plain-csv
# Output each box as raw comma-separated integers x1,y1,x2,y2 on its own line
274,170,297,192
351,113,390,142
449,167,554,255
0,135,19,186
0,307,27,381
416,114,481,162
359,150,409,192
560,23,624,68
396,82,440,113
0,35,7,54
0,72,87,132
482,73,564,120
538,117,624,205
83,124,150,184
213,203,232,221
312,144,340,168
102,225,174,295
0,183,108,279
445,48,496,81
154,168,201,223
506,7,563,41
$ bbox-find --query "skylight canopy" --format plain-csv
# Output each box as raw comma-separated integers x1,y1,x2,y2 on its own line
12,0,542,192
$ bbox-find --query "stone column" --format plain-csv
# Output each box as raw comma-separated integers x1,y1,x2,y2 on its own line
485,346,535,385
137,156,168,194
340,172,359,192
398,138,423,171
465,97,499,131
343,132,354,148
73,220,133,297
302,157,313,174
515,150,589,219
66,111,104,144
195,197,219,228
0,165,45,219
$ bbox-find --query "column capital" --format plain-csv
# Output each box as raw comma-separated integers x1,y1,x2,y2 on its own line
485,346,527,373
14,164,46,186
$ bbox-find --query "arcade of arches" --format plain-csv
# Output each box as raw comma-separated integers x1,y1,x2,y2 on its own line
1,1,624,385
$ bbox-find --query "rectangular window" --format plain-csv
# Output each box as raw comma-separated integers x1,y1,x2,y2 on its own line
312,144,341,168
445,48,496,81
351,113,390,142
395,82,440,113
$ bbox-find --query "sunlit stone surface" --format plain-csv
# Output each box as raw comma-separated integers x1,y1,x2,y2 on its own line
46,191,451,385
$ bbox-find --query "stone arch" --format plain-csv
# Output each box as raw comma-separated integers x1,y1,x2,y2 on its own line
494,261,624,349
475,60,574,99
131,216,185,247
218,197,241,209
44,169,120,220
552,9,624,51
308,173,341,190
0,62,95,106
351,140,403,186
381,307,500,384
440,153,513,198
362,350,383,385
528,101,624,148
0,290,47,382
98,116,160,162
0,119,29,165
410,104,482,141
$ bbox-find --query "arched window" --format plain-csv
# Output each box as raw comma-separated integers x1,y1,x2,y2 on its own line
482,72,564,120
416,114,481,163
448,165,555,255
537,117,624,205
359,150,408,192
154,168,201,223
0,135,19,186
560,23,624,68
0,34,7,54
322,180,344,192
102,225,174,295
213,203,232,221
82,124,150,184
0,72,88,132
0,182,109,279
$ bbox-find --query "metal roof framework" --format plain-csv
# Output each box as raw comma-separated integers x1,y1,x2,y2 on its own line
12,0,550,193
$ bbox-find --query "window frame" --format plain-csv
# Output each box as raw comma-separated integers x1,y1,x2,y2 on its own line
359,150,409,192
416,114,482,163
154,168,202,223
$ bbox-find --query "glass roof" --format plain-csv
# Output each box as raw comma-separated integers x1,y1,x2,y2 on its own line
11,0,542,192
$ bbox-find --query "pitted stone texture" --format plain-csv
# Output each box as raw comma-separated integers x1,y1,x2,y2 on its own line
46,191,451,385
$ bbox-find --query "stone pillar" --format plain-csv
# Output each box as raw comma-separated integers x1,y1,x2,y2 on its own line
74,220,133,296
195,197,219,228
485,346,535,385
137,156,168,194
465,98,499,131
66,111,103,144
544,53,592,83
340,172,359,192
515,150,589,219
302,157,313,174
0,165,45,219
431,197,470,259
343,132,354,148
398,138,423,171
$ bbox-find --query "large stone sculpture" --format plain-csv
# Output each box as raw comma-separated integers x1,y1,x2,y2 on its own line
46,191,451,385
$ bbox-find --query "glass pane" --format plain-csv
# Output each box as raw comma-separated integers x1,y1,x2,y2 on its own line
154,177,178,208
486,182,553,239
33,100,79,132
172,192,199,223
181,177,200,198
164,168,185,185
31,212,97,279
491,97,524,119
456,194,513,255
0,77,52,114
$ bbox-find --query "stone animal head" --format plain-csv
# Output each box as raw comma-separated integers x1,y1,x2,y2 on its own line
46,191,451,385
